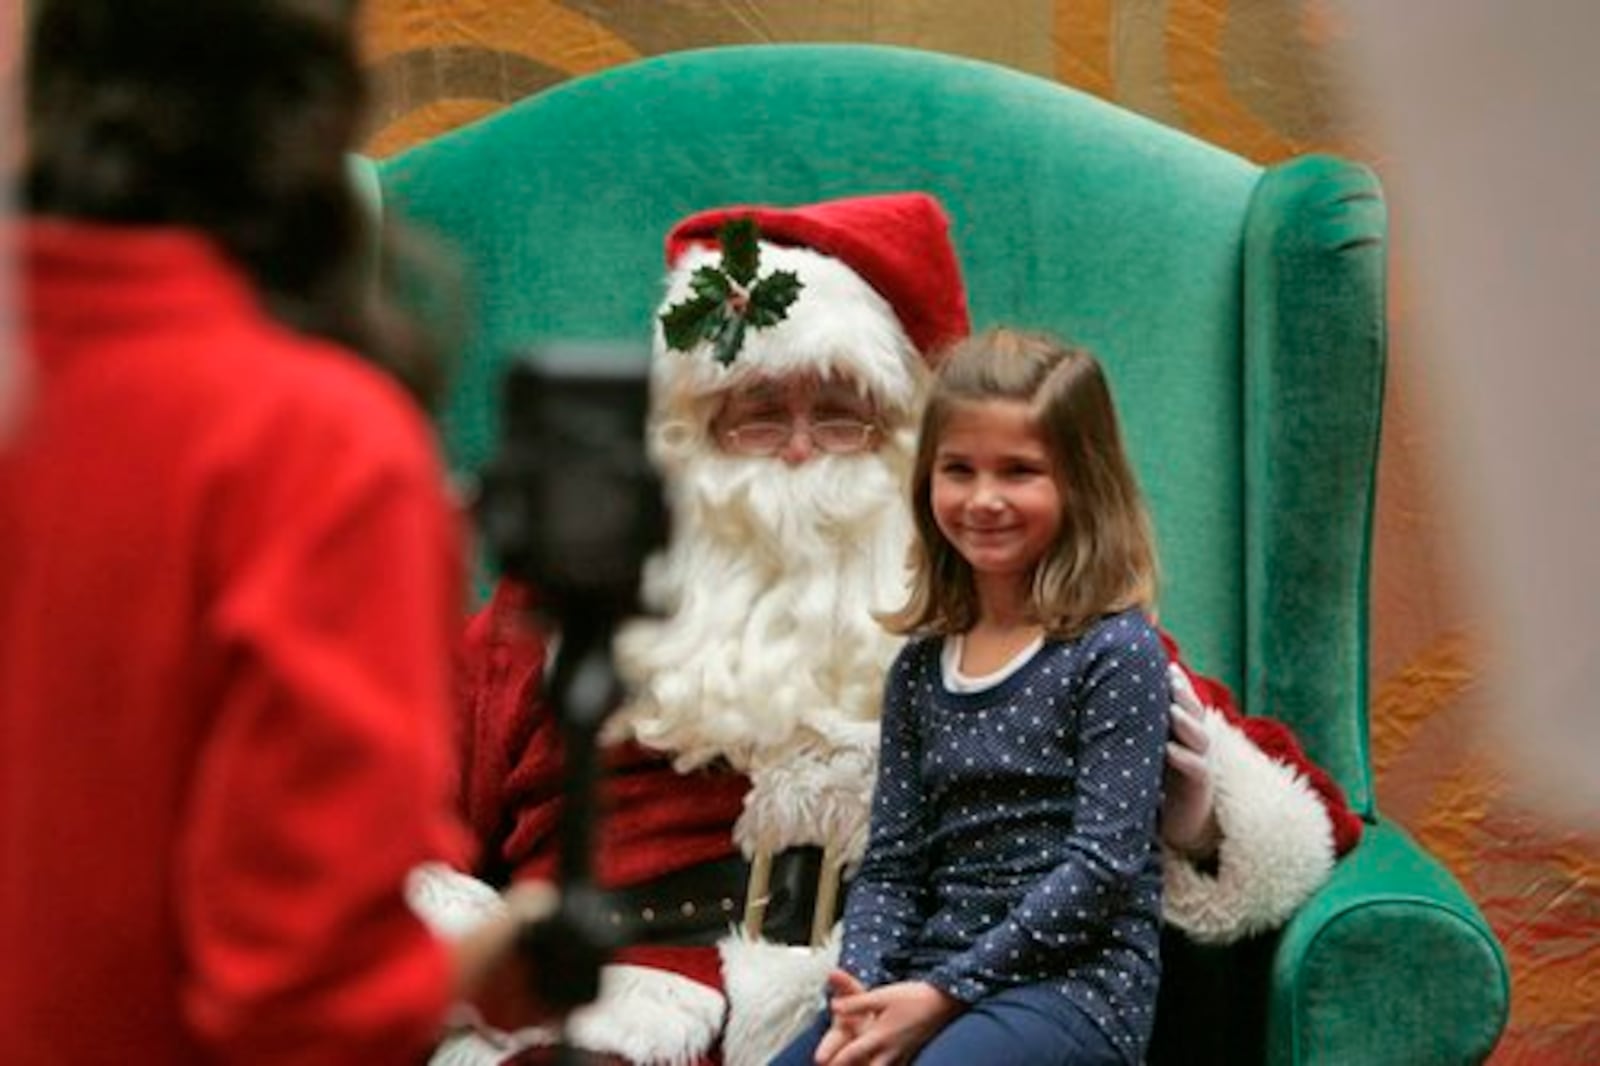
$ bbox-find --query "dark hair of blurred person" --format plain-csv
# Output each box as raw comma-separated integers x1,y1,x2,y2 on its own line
23,0,444,405
1,3,545,1063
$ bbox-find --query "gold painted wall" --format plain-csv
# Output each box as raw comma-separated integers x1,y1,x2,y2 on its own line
3,0,21,172
357,3,1597,1062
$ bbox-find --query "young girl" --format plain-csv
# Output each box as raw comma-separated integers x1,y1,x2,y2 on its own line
773,328,1169,1066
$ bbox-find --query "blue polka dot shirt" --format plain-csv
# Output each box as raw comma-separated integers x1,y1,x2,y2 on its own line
839,609,1169,1064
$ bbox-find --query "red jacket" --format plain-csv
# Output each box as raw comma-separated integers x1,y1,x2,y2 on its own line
0,221,469,1065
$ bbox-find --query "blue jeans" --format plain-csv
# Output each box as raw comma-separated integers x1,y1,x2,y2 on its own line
769,982,1123,1066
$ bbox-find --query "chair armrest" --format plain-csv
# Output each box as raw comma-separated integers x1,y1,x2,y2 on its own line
1265,819,1509,1065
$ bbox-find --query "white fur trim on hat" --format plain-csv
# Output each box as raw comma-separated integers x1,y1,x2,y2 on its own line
1160,707,1338,943
651,243,926,427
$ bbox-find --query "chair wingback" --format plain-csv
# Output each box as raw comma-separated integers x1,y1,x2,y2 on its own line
1243,158,1385,812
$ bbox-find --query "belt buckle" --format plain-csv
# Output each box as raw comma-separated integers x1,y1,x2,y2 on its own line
744,842,846,947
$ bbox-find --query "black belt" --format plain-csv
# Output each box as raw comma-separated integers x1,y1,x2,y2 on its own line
603,846,841,947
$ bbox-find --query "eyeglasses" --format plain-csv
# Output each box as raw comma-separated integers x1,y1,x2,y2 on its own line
721,419,879,457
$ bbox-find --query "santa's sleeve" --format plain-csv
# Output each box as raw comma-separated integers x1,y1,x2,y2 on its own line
1158,633,1365,945
454,580,558,886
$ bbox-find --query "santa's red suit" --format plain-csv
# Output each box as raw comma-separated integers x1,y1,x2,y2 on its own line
421,194,1362,1066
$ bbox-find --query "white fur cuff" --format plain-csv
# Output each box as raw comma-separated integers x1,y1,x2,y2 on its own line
720,931,838,1066
563,964,726,1065
431,1028,551,1066
1161,710,1337,944
406,863,506,939
431,963,724,1066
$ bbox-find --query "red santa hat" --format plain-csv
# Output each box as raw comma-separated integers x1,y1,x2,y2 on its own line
652,192,970,417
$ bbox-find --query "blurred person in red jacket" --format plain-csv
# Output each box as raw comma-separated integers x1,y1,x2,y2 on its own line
0,3,552,1063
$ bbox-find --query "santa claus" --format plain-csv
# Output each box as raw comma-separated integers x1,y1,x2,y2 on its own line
426,193,1361,1066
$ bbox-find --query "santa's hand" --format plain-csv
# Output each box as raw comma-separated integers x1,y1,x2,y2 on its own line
1161,665,1221,861
452,881,561,1032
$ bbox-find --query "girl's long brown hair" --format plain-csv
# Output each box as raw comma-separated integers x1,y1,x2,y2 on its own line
882,328,1158,639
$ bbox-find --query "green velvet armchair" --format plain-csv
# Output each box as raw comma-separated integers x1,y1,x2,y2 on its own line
355,44,1509,1066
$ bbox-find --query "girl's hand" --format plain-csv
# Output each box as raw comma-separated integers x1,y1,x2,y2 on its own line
815,970,870,1064
1160,666,1222,861
819,980,964,1066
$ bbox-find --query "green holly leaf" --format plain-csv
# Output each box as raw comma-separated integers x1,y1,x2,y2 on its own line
689,265,731,304
720,218,760,286
709,309,748,367
657,217,805,364
745,269,802,327
659,292,719,353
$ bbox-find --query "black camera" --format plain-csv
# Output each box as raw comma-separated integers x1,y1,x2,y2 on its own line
477,344,667,626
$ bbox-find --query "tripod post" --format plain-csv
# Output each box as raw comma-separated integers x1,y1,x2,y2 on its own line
475,344,667,1032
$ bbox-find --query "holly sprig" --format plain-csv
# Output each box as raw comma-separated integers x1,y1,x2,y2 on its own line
659,217,803,366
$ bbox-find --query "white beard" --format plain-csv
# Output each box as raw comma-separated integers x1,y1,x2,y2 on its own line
609,438,913,781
